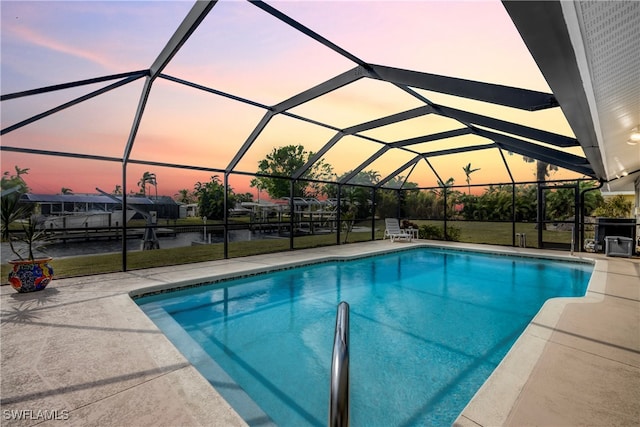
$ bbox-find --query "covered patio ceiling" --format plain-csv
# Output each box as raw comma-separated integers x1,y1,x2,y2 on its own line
504,1,640,193
3,1,633,194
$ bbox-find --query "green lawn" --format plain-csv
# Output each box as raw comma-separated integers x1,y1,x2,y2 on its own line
366,219,575,247
1,221,577,284
1,233,364,283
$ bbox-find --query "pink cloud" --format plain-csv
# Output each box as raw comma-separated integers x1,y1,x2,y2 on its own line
7,24,120,72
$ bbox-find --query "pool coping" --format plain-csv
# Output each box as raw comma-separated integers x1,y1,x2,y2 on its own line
1,240,638,426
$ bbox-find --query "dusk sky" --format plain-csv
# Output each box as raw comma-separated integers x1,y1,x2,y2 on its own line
1,0,587,198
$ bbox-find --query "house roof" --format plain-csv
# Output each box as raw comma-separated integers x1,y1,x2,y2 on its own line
22,194,165,206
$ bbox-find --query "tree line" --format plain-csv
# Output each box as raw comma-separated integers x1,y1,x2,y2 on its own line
6,144,619,222
188,144,608,221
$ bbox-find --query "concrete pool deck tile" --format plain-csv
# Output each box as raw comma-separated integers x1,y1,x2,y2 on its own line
547,300,640,367
504,341,640,426
2,241,639,426
524,297,589,341
54,366,246,427
4,297,171,406
1,278,247,427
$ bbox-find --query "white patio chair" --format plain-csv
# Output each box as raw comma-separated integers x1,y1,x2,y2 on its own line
384,218,412,242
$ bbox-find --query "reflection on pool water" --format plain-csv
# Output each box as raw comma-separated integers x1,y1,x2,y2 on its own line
137,248,592,427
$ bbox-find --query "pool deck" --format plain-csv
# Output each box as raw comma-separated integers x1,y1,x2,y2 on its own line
1,240,638,426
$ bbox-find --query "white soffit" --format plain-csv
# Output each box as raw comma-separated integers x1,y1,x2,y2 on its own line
562,1,640,184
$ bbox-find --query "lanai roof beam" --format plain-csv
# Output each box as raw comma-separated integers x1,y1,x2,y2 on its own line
249,0,370,68
339,146,391,184
476,128,594,176
423,143,496,158
148,1,217,79
435,104,579,147
229,67,369,173
1,70,150,102
389,128,473,148
369,64,559,111
1,74,146,136
226,111,276,173
344,105,432,134
124,0,218,163
273,66,368,113
292,133,345,180
376,156,422,188
292,105,433,180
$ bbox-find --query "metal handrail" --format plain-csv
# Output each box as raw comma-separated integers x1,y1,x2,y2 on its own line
329,301,350,427
571,225,575,255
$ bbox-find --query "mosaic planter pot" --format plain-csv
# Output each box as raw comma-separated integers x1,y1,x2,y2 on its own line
8,257,54,293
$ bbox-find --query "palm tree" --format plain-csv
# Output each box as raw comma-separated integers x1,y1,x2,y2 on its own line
433,177,455,219
14,166,30,178
137,175,147,196
150,174,158,200
60,187,73,195
520,156,558,183
361,170,381,185
433,177,454,197
462,163,480,194
138,171,157,198
174,188,194,204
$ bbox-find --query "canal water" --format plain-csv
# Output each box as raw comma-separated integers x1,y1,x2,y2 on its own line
1,230,279,261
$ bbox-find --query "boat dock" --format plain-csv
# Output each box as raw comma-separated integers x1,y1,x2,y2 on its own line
46,227,177,243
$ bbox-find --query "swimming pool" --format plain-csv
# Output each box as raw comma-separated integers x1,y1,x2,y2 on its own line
137,247,593,426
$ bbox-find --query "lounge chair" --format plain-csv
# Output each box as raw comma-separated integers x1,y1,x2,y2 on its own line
384,218,412,242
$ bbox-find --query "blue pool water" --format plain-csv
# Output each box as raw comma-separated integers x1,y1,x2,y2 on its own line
137,248,592,426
